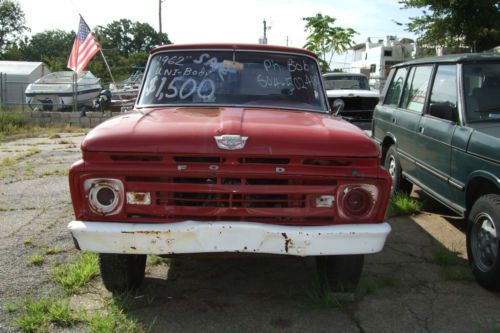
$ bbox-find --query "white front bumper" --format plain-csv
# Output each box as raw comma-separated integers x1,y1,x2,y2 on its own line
68,221,391,257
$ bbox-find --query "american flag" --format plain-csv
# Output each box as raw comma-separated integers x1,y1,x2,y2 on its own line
67,16,100,74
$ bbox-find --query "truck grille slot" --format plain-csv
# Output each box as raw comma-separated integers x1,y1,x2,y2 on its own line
111,155,163,162
156,192,306,208
239,158,290,164
126,176,216,184
173,156,224,163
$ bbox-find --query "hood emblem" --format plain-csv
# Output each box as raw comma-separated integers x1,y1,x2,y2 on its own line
214,135,248,150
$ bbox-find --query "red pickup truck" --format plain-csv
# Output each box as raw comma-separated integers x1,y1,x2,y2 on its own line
68,44,391,293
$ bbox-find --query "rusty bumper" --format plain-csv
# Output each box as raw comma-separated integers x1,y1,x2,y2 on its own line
68,221,391,257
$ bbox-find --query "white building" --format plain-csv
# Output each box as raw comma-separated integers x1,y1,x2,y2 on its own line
0,61,50,108
349,36,414,91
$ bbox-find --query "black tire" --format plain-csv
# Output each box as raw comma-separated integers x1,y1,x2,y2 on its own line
384,145,412,196
466,194,500,291
316,255,364,292
99,254,147,292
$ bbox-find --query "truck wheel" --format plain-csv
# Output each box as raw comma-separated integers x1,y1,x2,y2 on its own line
466,194,500,291
99,254,147,292
316,255,364,292
384,145,412,196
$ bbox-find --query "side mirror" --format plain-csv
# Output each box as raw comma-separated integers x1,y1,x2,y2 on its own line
330,98,345,116
429,103,457,122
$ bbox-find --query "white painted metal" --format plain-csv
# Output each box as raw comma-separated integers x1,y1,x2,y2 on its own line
68,220,391,257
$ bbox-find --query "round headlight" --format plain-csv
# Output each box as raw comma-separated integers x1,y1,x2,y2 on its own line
85,179,124,215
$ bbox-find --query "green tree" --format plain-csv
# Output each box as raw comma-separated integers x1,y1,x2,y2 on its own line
18,30,74,71
303,13,357,72
0,0,28,53
400,0,500,52
94,19,171,57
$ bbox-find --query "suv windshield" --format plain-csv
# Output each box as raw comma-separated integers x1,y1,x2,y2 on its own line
463,63,500,122
323,75,369,90
138,50,327,113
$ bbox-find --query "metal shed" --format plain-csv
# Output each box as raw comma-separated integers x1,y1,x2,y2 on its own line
0,61,50,108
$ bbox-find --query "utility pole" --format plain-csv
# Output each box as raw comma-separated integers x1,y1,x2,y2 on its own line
259,19,271,45
286,36,289,46
159,0,164,44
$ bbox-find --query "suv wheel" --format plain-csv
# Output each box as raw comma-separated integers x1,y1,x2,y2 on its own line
316,255,364,292
467,194,500,291
99,254,147,292
384,145,412,196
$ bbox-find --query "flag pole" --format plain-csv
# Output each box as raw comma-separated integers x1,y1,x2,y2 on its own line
78,15,123,110
98,48,124,106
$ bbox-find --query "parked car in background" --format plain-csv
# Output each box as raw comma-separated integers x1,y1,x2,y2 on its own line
372,53,500,291
323,72,380,128
67,44,393,293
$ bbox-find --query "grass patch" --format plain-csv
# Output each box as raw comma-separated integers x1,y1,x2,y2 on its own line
0,109,85,142
26,253,44,266
3,302,17,313
13,296,79,333
0,111,26,138
357,276,400,295
431,247,473,281
83,298,143,333
39,168,68,177
51,253,99,294
44,246,60,255
147,254,169,266
387,193,422,218
23,238,34,246
303,278,344,309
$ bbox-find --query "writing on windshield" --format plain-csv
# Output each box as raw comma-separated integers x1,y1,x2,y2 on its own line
138,51,327,112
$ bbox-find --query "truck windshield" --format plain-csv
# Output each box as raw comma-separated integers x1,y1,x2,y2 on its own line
137,50,328,113
463,63,500,122
323,75,369,90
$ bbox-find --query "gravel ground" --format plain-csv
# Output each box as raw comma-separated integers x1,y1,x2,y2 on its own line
1,133,499,333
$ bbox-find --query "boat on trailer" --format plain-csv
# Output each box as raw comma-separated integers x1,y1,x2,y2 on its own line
25,71,101,111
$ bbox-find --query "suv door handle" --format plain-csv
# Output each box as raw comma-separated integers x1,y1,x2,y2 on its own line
392,118,396,124
419,126,424,134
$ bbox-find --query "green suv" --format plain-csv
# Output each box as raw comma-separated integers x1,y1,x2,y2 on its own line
372,53,500,291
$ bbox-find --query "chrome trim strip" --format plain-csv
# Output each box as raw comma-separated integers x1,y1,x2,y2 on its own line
397,150,416,163
402,172,465,215
448,178,465,191
415,161,448,182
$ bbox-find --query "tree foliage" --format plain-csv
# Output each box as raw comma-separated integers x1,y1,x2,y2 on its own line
94,19,170,57
0,0,28,52
1,18,172,84
303,13,357,72
400,0,500,52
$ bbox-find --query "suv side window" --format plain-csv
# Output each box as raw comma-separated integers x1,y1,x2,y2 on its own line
384,67,407,105
400,65,433,113
428,65,458,122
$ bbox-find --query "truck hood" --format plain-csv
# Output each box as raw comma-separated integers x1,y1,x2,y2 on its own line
82,107,379,157
326,89,380,98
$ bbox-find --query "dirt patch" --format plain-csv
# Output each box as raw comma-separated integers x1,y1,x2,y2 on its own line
1,133,499,332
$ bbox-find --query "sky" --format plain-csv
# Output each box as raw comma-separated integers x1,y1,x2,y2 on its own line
16,0,422,66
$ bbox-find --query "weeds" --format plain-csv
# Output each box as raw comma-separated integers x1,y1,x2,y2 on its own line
26,253,44,266
13,296,79,333
44,246,60,255
83,298,142,333
303,278,344,309
357,276,400,295
387,193,422,218
147,254,169,266
51,253,99,294
431,247,473,281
